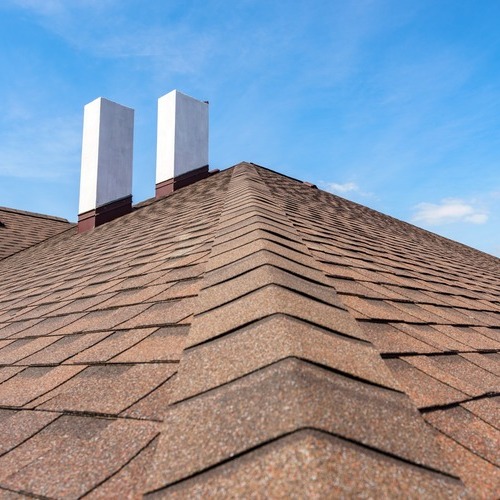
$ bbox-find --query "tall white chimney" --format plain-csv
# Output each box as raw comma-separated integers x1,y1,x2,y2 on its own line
155,90,209,197
78,97,134,232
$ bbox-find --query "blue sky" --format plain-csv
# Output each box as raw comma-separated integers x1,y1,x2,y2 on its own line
0,0,499,256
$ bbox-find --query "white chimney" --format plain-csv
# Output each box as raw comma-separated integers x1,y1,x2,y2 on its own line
155,90,209,197
78,97,134,232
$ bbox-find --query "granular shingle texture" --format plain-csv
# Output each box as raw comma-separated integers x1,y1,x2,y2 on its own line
0,162,498,498
0,206,73,260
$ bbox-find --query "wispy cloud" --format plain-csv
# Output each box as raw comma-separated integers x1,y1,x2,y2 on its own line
7,0,115,17
319,181,376,201
321,181,359,193
4,0,213,76
412,198,488,226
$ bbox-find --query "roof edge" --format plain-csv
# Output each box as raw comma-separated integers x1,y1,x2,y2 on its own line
0,206,72,224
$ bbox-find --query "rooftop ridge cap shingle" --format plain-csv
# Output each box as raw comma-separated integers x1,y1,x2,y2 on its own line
132,165,236,210
144,162,466,494
148,425,462,496
0,161,495,496
246,161,308,184
0,206,71,224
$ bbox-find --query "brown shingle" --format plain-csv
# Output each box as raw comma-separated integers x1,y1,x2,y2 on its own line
60,279,125,301
432,324,500,350
0,162,498,497
460,352,500,377
0,319,43,340
0,366,24,383
340,296,422,322
49,293,117,316
10,312,86,338
0,409,60,456
471,326,500,342
95,284,172,309
433,432,500,498
206,237,320,274
330,277,399,299
198,264,342,314
150,279,201,301
111,326,188,363
17,332,111,365
0,336,61,364
172,315,398,404
359,321,438,354
0,301,65,322
385,358,467,408
428,354,499,394
119,299,196,329
86,437,159,499
419,304,486,325
0,365,84,406
0,415,158,498
38,364,177,415
153,430,465,499
403,356,486,397
391,323,470,351
53,304,150,335
148,358,454,490
187,285,364,349
66,328,155,364
461,397,500,429
425,406,500,466
202,248,330,289
121,376,177,421
0,207,72,260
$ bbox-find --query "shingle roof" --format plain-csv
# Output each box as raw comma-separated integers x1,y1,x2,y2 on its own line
0,162,498,498
0,206,73,260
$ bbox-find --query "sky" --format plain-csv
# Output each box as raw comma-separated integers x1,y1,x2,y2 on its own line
0,0,499,256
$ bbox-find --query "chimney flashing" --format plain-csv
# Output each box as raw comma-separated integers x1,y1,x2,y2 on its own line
77,195,132,233
155,165,209,198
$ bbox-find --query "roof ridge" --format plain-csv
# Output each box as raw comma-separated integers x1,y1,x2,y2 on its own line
0,161,496,496
144,162,466,494
0,206,71,224
157,427,464,497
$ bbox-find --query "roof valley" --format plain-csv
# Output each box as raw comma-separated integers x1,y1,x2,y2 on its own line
143,163,468,496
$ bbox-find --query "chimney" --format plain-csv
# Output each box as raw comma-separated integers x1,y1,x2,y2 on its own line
155,90,209,198
78,98,134,233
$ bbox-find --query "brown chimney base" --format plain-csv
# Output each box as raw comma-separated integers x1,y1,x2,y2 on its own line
78,195,132,233
155,165,210,198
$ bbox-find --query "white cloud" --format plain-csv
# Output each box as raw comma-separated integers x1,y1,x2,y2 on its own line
319,181,376,200
321,181,359,193
412,198,488,226
464,213,488,224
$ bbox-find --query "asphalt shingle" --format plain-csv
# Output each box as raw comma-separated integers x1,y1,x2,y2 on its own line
0,162,497,497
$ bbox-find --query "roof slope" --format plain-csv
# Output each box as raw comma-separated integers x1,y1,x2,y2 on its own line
0,163,498,498
0,206,73,260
